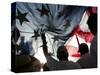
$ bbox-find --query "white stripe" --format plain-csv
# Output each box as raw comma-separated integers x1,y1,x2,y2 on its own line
79,11,90,32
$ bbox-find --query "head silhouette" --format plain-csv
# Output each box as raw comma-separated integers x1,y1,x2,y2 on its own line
57,46,68,61
78,43,89,56
87,13,97,35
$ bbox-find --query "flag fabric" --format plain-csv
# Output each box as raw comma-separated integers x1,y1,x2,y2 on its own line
64,11,94,62
15,2,86,40
12,2,88,63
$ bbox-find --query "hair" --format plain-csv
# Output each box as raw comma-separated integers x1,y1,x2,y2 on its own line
79,43,89,56
15,55,41,72
87,13,97,35
57,46,68,61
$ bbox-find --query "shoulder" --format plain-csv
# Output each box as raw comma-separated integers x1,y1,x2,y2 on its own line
66,61,81,69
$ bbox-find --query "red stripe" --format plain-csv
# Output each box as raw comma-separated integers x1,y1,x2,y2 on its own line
71,25,94,43
72,53,80,57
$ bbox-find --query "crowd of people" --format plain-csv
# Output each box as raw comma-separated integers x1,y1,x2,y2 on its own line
12,8,97,72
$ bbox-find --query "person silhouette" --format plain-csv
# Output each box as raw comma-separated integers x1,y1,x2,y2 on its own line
15,55,41,72
78,43,89,56
87,12,97,68
77,12,97,68
45,46,81,71
77,43,93,68
87,13,97,35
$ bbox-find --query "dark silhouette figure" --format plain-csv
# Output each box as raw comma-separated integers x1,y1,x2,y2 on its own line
77,43,93,68
57,46,68,61
78,43,89,56
40,33,81,71
87,14,97,35
15,55,41,72
45,46,81,71
77,12,97,68
87,12,97,68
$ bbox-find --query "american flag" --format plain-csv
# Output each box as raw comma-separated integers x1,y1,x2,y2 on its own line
11,2,93,63
64,10,95,62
